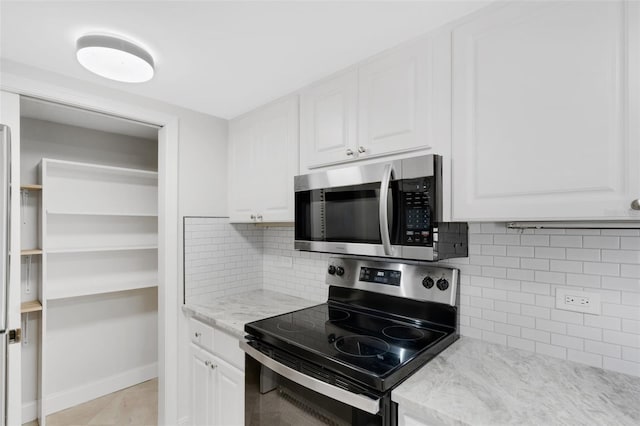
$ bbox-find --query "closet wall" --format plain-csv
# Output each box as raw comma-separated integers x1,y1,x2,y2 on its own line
20,115,159,420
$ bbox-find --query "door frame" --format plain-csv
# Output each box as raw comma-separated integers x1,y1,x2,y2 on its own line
1,71,180,425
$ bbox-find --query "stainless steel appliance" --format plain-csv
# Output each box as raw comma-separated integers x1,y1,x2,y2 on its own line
294,154,467,261
242,256,459,425
0,124,12,426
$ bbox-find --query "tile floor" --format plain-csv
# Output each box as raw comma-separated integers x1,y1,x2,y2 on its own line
23,379,157,426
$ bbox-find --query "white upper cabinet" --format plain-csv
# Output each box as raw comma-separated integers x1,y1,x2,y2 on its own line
228,95,299,223
358,37,433,159
300,69,358,168
300,34,448,171
451,0,640,221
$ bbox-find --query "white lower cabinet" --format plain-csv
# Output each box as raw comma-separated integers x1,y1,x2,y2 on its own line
189,320,244,426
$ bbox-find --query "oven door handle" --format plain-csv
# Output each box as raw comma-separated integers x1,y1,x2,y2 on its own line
379,163,394,256
240,340,381,415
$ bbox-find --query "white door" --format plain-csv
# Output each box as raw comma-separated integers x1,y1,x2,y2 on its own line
358,36,433,158
215,357,244,426
300,70,358,169
451,0,640,221
256,96,299,222
1,91,21,426
190,344,215,426
228,115,257,223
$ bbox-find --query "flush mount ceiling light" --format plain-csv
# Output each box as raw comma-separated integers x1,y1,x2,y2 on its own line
76,35,154,83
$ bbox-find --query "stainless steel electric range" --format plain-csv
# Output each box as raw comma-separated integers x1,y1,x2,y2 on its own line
241,256,459,426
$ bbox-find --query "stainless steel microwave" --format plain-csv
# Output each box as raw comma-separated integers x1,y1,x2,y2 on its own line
294,154,468,261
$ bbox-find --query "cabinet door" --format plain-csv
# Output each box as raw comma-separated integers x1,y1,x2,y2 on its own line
255,96,299,222
452,1,640,221
190,344,216,426
214,357,245,426
300,70,358,169
358,37,433,158
228,114,258,223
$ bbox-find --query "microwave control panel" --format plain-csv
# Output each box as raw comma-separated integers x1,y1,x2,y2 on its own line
401,177,434,246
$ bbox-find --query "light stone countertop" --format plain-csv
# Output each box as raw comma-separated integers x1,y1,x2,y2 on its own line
182,290,319,339
392,337,640,426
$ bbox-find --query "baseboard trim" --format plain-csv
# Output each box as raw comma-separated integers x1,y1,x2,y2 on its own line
22,362,158,421
22,400,37,423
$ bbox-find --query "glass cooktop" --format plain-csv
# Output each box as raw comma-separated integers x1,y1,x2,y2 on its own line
245,303,448,379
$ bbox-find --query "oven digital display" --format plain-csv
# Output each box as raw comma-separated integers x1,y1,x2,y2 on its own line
359,267,401,286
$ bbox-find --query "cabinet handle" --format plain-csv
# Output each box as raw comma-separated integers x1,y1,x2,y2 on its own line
632,199,640,210
205,360,211,367
257,214,263,221
194,332,201,338
250,214,256,220
358,146,366,154
210,363,217,370
346,149,354,157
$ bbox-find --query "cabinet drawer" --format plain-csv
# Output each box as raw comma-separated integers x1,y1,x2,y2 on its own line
189,318,214,353
213,328,245,371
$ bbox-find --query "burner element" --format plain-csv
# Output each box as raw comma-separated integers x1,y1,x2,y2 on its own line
327,308,350,322
334,335,390,357
382,325,425,341
277,319,314,332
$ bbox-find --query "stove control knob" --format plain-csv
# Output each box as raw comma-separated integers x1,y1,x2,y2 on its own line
336,266,345,277
436,278,449,291
422,276,434,289
328,265,336,275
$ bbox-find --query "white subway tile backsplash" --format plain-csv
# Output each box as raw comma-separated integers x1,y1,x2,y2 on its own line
567,248,601,262
184,220,640,377
550,236,582,248
551,333,583,350
583,236,620,249
585,340,622,358
536,342,566,359
508,336,535,352
602,250,640,264
522,235,550,246
567,349,602,368
567,324,602,341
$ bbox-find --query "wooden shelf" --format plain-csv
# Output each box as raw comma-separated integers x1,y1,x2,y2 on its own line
21,249,43,256
21,184,42,191
47,246,158,254
21,300,43,313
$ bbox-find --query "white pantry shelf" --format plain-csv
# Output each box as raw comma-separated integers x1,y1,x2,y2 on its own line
46,280,158,301
44,158,158,178
46,245,158,254
46,210,157,217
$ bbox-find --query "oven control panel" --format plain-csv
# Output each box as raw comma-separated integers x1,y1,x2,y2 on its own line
325,257,458,306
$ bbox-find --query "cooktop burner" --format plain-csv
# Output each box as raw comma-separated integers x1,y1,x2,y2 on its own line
327,307,350,322
334,335,390,357
382,325,425,341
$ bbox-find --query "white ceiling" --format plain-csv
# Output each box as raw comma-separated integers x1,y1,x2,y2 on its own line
0,1,490,120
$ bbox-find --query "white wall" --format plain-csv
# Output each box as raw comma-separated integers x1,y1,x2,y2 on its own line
185,221,640,378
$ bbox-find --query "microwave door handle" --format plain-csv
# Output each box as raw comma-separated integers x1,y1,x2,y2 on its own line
379,163,394,256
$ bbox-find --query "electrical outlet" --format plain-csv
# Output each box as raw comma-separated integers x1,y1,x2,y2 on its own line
556,288,601,315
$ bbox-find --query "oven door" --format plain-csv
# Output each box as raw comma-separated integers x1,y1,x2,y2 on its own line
294,161,400,258
242,341,393,426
